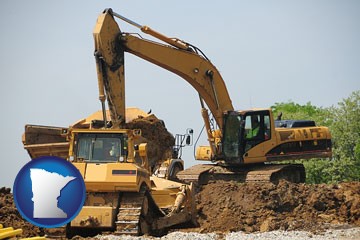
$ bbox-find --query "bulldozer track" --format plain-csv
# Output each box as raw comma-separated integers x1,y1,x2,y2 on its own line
115,190,145,235
53,188,167,238
115,187,165,235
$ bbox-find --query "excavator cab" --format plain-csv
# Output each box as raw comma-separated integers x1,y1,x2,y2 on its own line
222,110,271,164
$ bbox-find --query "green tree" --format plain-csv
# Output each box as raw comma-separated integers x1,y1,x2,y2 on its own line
271,101,325,123
326,91,360,182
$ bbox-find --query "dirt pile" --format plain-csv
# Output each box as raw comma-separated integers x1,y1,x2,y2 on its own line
196,180,360,234
2,181,359,237
125,114,175,170
0,187,43,237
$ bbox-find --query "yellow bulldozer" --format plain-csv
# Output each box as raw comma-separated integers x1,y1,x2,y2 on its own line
23,108,196,237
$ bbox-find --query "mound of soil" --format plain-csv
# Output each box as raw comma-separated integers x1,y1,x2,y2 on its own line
0,187,43,237
125,114,175,170
2,181,359,238
196,180,360,233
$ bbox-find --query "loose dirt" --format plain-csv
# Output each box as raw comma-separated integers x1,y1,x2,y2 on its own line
125,114,175,170
0,187,43,237
195,180,360,234
1,181,359,238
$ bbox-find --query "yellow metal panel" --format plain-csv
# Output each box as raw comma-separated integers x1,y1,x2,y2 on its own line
85,164,108,182
87,182,137,192
151,190,177,208
71,206,115,228
24,142,69,159
73,163,86,177
106,163,137,182
84,162,149,192
150,176,182,189
150,176,181,208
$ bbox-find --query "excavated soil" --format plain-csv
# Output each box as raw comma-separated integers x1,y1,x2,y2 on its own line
194,180,360,234
1,181,359,237
125,114,175,170
0,187,43,237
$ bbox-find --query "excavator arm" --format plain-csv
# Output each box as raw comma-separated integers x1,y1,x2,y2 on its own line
121,34,235,129
93,9,233,135
93,10,126,128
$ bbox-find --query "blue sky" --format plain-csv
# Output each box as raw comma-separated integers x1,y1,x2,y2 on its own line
1,1,359,187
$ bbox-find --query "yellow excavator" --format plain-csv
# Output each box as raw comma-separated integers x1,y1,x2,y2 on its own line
92,8,331,185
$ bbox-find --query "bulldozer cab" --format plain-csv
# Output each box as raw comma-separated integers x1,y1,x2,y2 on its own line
222,110,272,164
74,132,128,162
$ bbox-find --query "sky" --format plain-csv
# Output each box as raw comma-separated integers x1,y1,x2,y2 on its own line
0,1,359,187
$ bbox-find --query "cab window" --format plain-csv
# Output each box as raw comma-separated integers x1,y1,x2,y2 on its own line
75,133,126,162
244,111,271,152
223,114,242,158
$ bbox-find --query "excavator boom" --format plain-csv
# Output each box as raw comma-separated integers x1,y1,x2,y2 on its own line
93,9,234,133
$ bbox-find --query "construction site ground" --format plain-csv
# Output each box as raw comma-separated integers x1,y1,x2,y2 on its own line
1,180,360,239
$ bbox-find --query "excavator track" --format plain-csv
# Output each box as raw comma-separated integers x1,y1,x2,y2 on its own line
177,163,305,188
246,164,306,183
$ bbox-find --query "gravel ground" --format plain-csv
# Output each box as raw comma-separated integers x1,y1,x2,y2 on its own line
94,227,360,240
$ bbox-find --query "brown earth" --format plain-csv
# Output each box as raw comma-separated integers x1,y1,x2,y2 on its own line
195,180,360,234
125,114,175,170
1,181,359,237
0,187,43,237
